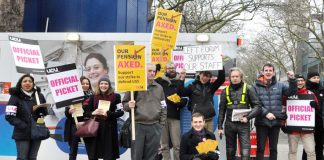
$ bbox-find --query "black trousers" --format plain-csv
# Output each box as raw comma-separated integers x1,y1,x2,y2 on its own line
256,126,280,160
68,124,97,160
225,121,251,160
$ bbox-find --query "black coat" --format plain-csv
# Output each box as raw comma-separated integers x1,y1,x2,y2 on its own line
64,92,94,143
90,93,124,160
5,87,46,140
155,76,187,119
180,128,218,160
183,70,225,119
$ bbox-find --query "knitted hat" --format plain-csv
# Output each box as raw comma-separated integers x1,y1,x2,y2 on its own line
307,72,320,79
98,76,110,84
295,74,305,80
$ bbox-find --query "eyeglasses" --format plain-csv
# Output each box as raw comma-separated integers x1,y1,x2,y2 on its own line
167,67,175,70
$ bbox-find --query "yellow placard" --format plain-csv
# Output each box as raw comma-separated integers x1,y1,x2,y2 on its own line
195,139,219,154
150,45,172,78
151,8,182,49
114,45,147,92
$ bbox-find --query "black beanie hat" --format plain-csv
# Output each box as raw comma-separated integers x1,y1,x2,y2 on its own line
307,72,320,79
295,74,305,80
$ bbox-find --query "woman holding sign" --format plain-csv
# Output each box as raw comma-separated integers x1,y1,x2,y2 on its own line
89,76,124,160
64,76,96,160
5,74,47,160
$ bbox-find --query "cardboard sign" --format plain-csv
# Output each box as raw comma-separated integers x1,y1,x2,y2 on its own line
46,63,84,108
151,8,182,49
286,94,315,132
9,36,45,74
182,45,223,72
114,45,146,91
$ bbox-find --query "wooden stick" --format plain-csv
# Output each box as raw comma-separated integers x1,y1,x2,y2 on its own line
131,91,135,140
72,115,84,144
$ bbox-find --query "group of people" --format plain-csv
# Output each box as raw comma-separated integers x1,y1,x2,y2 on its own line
4,58,324,160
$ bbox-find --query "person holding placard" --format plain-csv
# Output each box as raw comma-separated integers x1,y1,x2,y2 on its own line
64,76,96,160
217,67,261,160
122,64,167,160
5,74,47,160
182,68,225,132
282,74,317,160
90,76,124,160
180,112,220,160
155,62,187,160
302,72,324,160
254,63,297,160
84,53,109,90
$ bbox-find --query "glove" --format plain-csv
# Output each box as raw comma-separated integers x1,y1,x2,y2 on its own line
192,154,208,160
207,151,219,160
310,101,317,108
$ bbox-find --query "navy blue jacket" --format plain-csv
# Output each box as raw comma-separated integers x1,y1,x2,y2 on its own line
253,76,297,127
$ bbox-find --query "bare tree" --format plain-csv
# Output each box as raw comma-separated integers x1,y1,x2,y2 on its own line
149,0,262,33
0,0,25,32
262,0,324,71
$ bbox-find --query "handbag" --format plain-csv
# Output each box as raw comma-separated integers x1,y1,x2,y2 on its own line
30,117,50,140
119,117,132,148
75,118,99,137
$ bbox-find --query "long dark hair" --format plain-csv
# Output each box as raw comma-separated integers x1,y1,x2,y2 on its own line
16,74,35,91
80,76,93,92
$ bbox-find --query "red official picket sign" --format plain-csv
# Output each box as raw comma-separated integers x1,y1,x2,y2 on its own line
236,132,270,158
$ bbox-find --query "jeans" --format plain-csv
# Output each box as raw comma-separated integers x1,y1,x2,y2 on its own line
256,126,280,160
16,140,41,160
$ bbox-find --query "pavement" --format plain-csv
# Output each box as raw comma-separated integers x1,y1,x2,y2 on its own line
216,130,303,160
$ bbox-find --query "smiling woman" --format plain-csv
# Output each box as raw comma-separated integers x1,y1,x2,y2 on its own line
84,53,109,90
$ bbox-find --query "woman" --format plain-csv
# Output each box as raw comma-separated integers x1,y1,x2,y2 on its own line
89,76,124,160
84,53,109,90
5,74,47,160
64,76,96,160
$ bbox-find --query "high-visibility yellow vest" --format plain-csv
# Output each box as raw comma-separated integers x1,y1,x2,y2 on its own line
225,83,247,105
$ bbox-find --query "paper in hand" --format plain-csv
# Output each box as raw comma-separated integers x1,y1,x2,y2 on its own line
98,100,111,113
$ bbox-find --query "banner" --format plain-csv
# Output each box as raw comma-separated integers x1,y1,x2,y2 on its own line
151,45,172,78
114,45,146,92
182,45,223,72
9,36,45,74
151,8,182,49
286,94,315,132
46,63,84,108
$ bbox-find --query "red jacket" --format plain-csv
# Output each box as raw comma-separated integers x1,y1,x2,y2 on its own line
284,87,318,134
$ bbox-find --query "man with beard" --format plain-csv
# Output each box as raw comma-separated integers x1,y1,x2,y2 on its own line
155,62,187,160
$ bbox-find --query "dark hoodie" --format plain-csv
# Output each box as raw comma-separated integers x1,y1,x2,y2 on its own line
5,87,46,140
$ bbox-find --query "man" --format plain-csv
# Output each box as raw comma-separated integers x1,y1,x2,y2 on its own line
183,69,225,132
122,64,167,160
155,62,187,160
254,63,297,160
284,74,316,160
302,71,324,160
180,112,220,160
218,67,261,160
